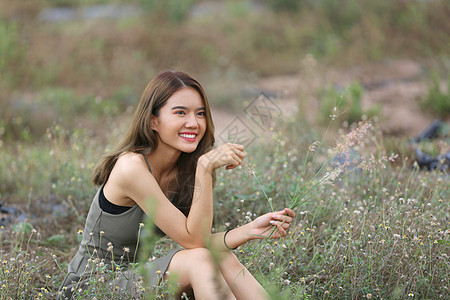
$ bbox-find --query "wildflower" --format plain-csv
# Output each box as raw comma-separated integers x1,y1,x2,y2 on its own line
335,121,372,156
107,242,113,252
100,230,104,235
242,160,256,175
308,141,320,152
156,270,161,274
366,293,373,299
408,292,414,297
123,247,130,253
46,274,51,279
139,223,144,228
78,229,83,234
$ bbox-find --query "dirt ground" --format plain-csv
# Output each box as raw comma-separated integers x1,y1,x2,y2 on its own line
212,59,447,140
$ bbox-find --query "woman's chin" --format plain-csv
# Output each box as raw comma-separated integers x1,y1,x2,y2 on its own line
181,148,197,154
179,144,198,153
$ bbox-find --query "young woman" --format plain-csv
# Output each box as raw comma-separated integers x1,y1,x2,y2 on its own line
59,70,295,299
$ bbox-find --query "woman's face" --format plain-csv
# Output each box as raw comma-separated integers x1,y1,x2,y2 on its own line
151,87,207,153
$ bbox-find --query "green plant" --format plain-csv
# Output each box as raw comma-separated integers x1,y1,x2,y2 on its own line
139,0,195,23
421,74,450,118
0,18,26,90
317,82,381,125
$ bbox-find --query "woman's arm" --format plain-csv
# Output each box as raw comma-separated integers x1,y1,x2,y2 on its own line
209,208,296,251
114,144,245,249
184,143,245,244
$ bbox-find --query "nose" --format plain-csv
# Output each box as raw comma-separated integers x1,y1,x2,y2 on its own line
185,112,199,128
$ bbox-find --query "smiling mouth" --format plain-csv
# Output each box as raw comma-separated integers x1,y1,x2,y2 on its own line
179,133,197,140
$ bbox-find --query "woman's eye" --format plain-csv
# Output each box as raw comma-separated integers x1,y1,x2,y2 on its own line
175,111,185,115
197,111,205,116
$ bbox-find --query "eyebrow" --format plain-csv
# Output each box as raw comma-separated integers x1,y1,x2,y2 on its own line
171,106,206,111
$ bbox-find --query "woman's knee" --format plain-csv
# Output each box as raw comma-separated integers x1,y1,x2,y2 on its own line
185,247,216,269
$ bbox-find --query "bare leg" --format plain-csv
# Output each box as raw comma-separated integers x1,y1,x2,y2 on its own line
218,252,270,300
166,248,236,300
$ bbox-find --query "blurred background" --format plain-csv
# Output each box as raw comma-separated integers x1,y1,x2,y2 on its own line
1,0,449,145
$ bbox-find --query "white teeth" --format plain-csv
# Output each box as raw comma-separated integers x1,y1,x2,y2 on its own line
179,134,196,139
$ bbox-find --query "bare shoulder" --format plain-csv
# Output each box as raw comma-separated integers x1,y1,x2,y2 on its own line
112,152,151,179
105,152,157,207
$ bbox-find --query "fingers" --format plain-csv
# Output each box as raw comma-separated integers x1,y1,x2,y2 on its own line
271,210,295,224
285,208,296,218
268,222,287,237
269,220,290,230
273,208,295,218
219,143,245,170
268,208,296,239
227,143,244,152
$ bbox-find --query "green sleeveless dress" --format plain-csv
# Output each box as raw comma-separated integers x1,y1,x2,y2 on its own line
59,162,181,298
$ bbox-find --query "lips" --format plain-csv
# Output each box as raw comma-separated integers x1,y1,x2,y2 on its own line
179,132,198,141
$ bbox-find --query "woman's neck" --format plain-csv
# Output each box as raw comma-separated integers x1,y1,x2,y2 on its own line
147,146,180,182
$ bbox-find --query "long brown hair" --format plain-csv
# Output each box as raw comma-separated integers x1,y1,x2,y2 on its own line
92,70,215,215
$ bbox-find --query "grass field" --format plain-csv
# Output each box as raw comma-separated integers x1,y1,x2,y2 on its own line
0,0,449,299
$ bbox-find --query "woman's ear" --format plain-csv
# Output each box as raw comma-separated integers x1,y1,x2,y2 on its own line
150,115,158,131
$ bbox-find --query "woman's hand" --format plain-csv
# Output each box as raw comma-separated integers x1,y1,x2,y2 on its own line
247,208,296,239
198,143,245,172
